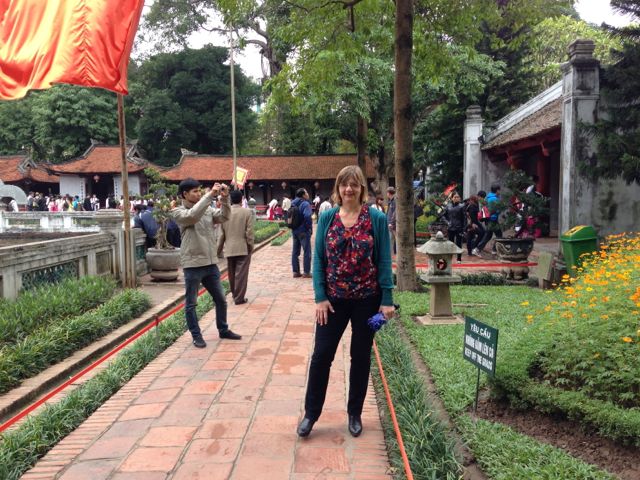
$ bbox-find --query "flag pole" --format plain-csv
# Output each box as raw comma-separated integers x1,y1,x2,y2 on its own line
117,93,135,288
229,31,238,189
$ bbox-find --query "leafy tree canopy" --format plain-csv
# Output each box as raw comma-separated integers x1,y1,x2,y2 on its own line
526,15,623,93
128,45,260,165
0,85,118,163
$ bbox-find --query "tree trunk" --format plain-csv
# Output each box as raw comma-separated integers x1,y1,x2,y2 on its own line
356,115,368,172
393,0,417,292
369,144,390,196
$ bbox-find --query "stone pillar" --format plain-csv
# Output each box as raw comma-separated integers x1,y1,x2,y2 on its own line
463,105,484,199
559,39,600,236
94,209,125,281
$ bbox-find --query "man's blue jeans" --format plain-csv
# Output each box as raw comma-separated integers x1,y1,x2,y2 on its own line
183,264,228,339
292,231,311,274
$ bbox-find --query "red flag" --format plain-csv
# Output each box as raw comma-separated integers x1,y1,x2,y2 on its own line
0,0,144,100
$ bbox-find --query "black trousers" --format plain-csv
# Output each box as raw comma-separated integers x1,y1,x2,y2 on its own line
448,229,463,261
304,294,380,421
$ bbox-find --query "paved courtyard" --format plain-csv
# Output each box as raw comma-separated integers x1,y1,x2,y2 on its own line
22,238,393,480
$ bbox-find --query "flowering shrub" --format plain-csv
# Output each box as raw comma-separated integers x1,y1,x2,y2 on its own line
533,233,640,408
495,233,640,443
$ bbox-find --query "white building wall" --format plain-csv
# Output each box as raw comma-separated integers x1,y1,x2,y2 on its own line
113,174,141,197
59,175,87,199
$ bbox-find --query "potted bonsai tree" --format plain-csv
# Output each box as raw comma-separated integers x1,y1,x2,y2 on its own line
494,168,549,280
143,168,181,281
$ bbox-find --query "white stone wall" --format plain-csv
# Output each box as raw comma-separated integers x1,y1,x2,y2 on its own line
59,175,87,198
113,174,141,197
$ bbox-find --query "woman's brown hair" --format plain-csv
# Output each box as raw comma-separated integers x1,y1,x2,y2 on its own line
331,165,368,206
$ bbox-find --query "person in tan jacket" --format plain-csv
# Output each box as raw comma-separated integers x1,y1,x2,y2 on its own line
218,190,254,305
171,178,241,348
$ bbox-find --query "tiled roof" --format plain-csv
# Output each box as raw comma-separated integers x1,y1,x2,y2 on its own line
0,155,59,183
161,154,376,182
50,144,150,174
483,97,562,151
28,166,59,183
0,155,28,182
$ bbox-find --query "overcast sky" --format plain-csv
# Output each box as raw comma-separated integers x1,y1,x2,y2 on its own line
140,1,634,82
575,0,634,26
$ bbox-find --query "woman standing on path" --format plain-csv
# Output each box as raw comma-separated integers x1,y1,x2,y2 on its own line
444,191,465,263
297,165,395,438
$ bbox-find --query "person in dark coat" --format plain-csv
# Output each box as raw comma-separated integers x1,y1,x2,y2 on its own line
465,195,485,256
444,192,465,262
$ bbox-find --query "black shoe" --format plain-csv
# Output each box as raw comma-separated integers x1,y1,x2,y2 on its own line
219,330,242,340
234,298,248,305
297,417,315,437
348,415,362,437
192,337,207,348
302,273,312,278
293,272,302,278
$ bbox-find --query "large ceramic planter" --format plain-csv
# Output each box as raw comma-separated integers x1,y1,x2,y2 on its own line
494,238,534,280
145,248,181,281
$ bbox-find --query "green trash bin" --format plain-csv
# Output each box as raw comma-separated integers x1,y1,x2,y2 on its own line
560,225,598,276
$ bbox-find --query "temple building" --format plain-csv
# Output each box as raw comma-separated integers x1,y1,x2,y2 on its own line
464,40,640,237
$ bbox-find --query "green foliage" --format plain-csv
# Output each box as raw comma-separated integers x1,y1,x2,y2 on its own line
586,28,640,184
458,416,615,480
526,16,622,93
373,321,463,479
254,221,280,243
0,289,219,480
0,276,117,347
270,230,290,246
495,168,549,235
492,236,640,444
0,85,118,162
0,289,151,394
396,287,618,475
143,168,178,249
459,272,509,286
127,46,260,165
415,215,432,233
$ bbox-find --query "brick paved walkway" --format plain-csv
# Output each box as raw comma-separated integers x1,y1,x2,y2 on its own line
22,239,392,479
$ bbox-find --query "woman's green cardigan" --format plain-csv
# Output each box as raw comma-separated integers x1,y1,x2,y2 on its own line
312,206,394,306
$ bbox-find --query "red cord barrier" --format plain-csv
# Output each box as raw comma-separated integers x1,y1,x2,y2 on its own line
373,340,415,480
0,271,228,433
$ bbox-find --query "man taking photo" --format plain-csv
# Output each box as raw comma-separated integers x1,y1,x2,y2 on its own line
172,178,242,348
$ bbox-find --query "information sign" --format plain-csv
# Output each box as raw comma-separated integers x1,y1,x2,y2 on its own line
463,316,498,376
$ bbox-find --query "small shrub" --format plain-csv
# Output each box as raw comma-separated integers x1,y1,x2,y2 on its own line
0,289,151,394
254,222,280,243
271,230,291,246
459,272,508,286
0,276,117,347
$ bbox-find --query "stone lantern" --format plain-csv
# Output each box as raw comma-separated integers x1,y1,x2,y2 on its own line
416,231,463,325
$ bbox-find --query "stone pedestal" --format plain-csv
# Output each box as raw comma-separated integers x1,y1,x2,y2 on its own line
417,276,463,325
416,231,464,325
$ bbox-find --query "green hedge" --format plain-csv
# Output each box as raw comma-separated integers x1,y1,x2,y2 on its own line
271,230,291,246
0,291,217,480
0,289,151,394
0,276,117,347
373,321,462,479
254,222,281,243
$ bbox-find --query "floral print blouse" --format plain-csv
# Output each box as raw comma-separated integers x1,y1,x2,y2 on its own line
325,205,379,300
